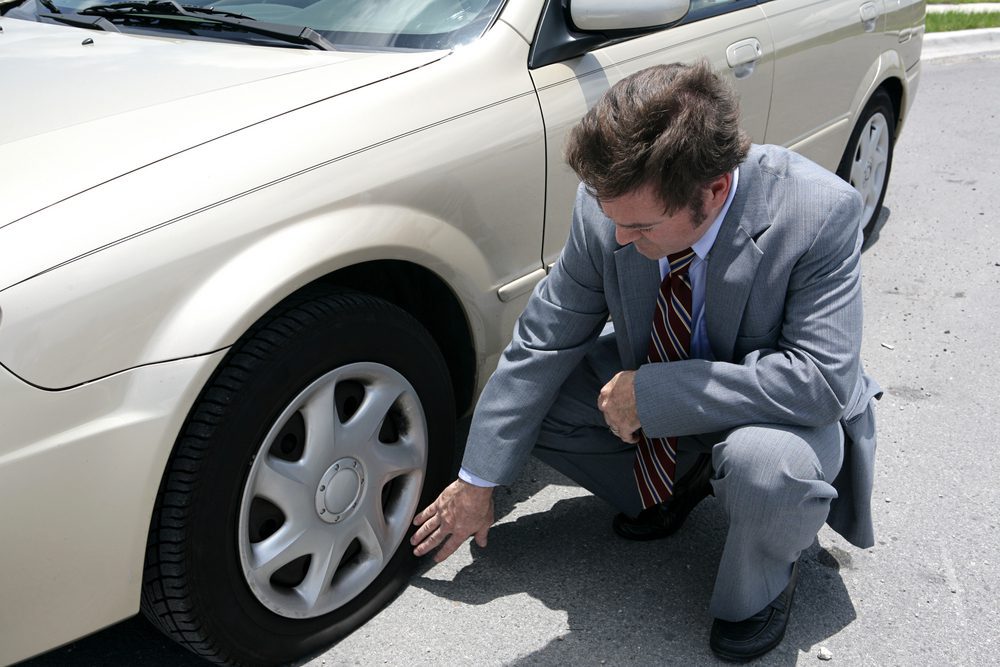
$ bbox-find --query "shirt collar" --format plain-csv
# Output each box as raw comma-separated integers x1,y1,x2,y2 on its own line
691,166,739,261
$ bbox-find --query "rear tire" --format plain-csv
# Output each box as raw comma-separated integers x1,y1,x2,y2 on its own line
141,288,455,665
836,89,896,237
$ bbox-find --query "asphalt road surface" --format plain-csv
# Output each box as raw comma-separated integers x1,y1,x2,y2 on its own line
23,56,1000,667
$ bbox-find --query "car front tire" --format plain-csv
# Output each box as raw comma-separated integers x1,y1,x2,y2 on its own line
141,288,455,665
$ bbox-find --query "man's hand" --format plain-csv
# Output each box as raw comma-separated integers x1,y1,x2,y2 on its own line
411,479,495,562
598,370,641,443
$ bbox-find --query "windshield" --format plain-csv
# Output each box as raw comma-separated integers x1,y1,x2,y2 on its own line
3,0,505,50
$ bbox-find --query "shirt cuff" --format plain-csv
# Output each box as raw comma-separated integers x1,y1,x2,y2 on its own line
458,467,498,487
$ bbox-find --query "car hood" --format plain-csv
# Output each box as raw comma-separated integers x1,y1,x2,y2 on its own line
0,17,446,231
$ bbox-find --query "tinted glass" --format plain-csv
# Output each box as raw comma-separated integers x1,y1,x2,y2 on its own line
8,0,505,50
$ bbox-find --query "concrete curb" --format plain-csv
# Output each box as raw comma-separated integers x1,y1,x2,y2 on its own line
923,27,1000,60
927,3,1000,12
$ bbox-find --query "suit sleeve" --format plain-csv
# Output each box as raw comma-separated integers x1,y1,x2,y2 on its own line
460,186,612,485
635,187,865,437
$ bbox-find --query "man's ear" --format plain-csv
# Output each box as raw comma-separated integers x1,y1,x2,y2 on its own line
705,172,732,208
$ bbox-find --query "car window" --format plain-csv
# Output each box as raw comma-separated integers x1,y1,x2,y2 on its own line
686,0,757,21
5,0,505,50
691,0,745,9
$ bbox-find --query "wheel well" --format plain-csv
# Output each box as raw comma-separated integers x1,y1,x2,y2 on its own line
877,77,904,139
301,261,478,416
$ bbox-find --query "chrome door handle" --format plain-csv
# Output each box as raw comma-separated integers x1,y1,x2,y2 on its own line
860,1,879,32
726,38,762,79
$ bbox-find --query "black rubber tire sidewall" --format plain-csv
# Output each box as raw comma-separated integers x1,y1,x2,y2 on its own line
836,88,897,237
160,292,454,665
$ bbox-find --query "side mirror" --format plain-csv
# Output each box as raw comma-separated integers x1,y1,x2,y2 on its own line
569,0,691,32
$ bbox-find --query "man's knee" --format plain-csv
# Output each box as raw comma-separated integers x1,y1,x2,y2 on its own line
711,423,840,513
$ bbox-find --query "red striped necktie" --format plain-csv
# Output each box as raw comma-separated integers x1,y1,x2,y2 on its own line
633,247,695,509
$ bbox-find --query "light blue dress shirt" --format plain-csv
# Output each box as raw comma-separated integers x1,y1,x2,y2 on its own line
460,169,740,487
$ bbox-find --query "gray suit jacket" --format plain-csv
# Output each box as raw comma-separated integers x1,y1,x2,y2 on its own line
463,145,881,548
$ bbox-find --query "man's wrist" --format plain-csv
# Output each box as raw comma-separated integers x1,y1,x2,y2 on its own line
458,466,498,488
456,478,495,498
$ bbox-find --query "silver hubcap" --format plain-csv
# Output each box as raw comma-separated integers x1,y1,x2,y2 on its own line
238,362,427,619
315,458,365,524
848,111,890,225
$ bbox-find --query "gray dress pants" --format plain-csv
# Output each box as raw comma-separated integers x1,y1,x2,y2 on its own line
532,337,844,621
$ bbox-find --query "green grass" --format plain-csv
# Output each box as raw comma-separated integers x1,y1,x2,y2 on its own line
926,11,1000,30
927,0,1000,4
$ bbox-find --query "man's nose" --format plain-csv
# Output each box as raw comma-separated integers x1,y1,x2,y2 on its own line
615,226,638,246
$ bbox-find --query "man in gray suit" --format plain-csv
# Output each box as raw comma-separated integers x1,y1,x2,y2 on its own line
412,62,880,662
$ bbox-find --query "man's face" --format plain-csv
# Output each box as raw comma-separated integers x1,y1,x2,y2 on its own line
600,184,713,260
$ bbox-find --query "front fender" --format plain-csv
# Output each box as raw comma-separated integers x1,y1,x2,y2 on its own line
0,195,504,389
152,203,504,378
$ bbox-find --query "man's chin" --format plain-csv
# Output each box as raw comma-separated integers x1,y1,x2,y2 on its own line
634,244,665,260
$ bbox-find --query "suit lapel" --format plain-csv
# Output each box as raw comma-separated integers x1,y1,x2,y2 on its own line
614,244,660,369
611,148,772,366
705,152,770,362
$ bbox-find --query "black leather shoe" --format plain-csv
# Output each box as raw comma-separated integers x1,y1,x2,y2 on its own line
709,560,800,663
612,453,713,541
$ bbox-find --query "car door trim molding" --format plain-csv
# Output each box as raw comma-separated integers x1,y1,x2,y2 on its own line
497,268,547,302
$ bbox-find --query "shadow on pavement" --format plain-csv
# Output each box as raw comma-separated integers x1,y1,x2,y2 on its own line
412,459,858,666
18,614,206,667
862,206,891,254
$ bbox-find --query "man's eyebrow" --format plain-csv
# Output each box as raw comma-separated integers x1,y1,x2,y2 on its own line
615,221,659,229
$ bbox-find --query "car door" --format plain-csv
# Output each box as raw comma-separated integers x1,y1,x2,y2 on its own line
760,0,886,169
530,0,775,265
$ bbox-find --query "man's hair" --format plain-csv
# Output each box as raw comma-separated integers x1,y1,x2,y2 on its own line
565,61,751,215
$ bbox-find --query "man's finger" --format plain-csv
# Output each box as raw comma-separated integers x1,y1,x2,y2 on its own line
411,512,444,545
412,503,437,526
413,527,445,557
474,526,489,548
433,534,465,563
410,520,430,545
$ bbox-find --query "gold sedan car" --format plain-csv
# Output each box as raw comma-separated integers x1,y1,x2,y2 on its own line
0,0,922,664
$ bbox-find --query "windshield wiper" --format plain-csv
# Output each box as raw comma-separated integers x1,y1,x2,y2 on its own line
33,0,125,31
84,1,250,19
78,0,336,49
179,4,251,19
38,11,121,29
